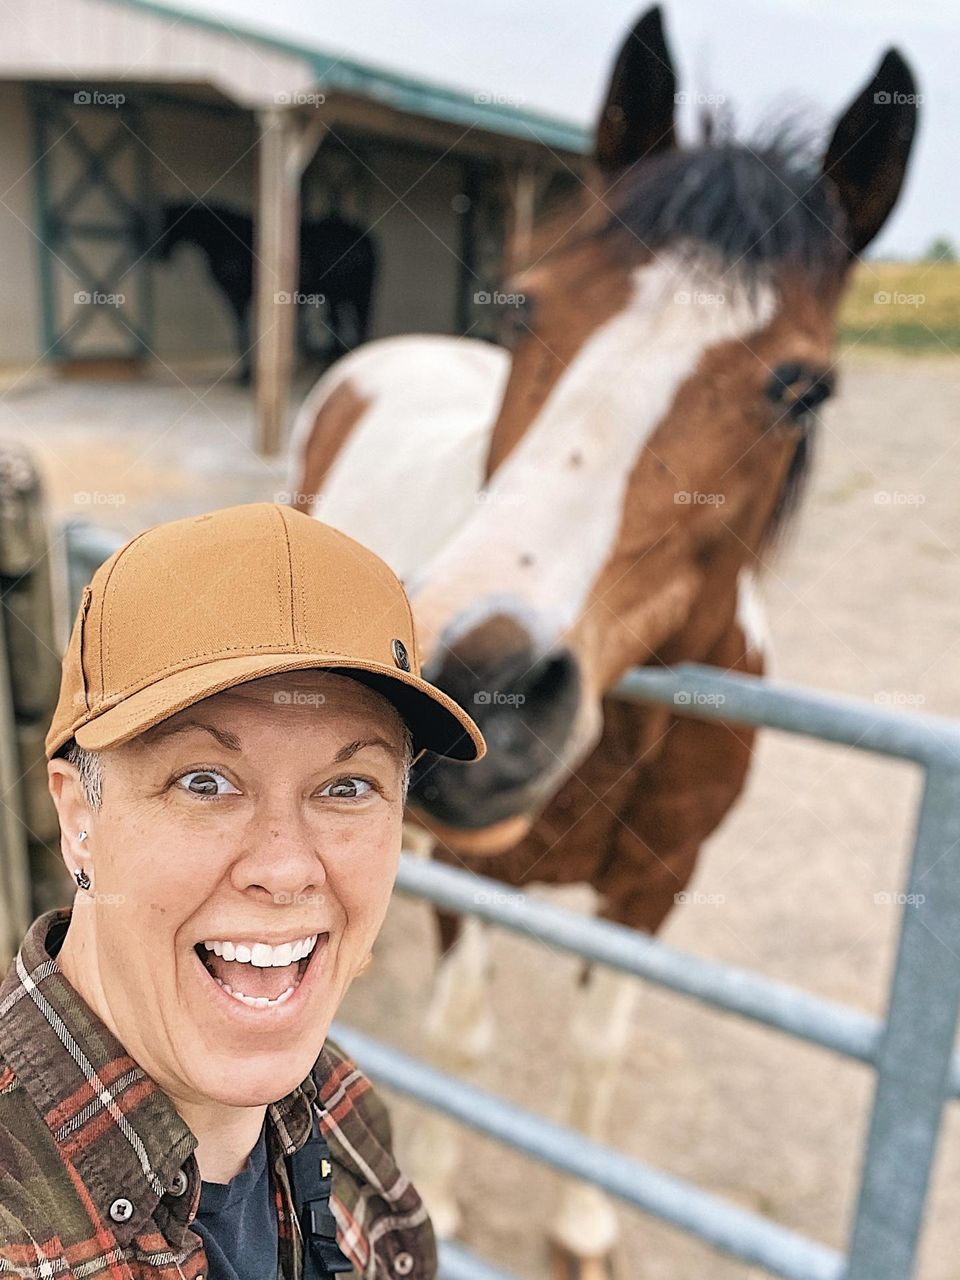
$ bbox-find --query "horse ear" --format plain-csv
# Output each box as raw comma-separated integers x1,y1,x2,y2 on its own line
595,6,678,175
822,49,918,257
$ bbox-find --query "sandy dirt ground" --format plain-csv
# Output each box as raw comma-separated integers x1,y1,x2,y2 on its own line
2,348,959,1278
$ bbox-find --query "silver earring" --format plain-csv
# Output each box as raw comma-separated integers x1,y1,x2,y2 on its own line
77,830,88,843
74,867,92,891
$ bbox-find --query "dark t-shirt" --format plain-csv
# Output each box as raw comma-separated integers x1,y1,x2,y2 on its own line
192,1115,280,1280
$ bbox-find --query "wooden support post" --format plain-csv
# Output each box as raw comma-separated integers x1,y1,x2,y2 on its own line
254,109,327,457
504,162,547,277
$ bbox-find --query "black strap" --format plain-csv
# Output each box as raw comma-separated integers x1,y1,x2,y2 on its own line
289,1109,354,1278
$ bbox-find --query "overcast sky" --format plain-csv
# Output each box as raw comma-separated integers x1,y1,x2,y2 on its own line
161,0,955,258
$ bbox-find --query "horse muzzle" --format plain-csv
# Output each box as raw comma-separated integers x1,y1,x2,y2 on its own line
407,641,582,844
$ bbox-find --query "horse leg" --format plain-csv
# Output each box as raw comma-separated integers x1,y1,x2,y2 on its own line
404,907,495,1239
354,269,374,347
546,611,764,1278
330,296,350,354
547,960,639,1280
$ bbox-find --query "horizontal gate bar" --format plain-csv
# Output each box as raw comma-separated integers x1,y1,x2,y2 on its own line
395,854,960,1095
615,663,960,767
437,1241,517,1280
330,1023,845,1280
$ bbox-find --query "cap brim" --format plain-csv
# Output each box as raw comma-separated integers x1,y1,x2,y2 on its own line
71,653,486,762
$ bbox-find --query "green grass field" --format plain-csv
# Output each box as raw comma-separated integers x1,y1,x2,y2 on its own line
838,261,960,354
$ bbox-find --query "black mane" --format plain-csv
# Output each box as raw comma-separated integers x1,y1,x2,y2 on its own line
603,126,847,282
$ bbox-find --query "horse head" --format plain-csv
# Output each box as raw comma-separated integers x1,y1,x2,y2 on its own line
406,5,918,854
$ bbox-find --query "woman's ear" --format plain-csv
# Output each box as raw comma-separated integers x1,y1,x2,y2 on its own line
48,759,95,879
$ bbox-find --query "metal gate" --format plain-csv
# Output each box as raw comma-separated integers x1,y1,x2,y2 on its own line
61,524,960,1280
331,664,960,1280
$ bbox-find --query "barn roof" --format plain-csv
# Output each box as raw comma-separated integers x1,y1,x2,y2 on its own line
80,0,593,156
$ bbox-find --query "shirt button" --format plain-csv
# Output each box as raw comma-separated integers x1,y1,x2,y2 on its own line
109,1197,134,1223
167,1169,189,1197
393,1253,414,1275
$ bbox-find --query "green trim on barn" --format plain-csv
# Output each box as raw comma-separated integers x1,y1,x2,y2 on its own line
102,0,593,153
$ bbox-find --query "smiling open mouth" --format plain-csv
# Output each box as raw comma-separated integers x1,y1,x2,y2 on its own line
193,934,326,1008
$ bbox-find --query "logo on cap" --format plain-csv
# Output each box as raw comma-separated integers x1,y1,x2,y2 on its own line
391,639,410,671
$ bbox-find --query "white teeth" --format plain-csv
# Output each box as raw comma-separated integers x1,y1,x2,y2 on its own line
200,934,320,967
211,975,297,1007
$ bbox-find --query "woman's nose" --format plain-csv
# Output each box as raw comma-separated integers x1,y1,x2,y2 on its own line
231,804,328,904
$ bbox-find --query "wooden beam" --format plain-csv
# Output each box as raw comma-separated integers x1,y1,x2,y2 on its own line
291,112,328,179
253,109,327,457
318,91,588,170
503,162,550,276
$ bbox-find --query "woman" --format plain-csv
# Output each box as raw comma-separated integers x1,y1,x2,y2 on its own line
0,502,486,1280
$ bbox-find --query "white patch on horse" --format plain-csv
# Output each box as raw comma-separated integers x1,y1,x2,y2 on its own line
403,916,495,1238
412,254,777,653
548,965,639,1257
736,565,773,670
289,334,510,583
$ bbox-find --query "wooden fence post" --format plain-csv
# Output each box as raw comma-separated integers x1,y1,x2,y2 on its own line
0,445,68,967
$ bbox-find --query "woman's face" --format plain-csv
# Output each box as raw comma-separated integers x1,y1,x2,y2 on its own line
53,671,408,1109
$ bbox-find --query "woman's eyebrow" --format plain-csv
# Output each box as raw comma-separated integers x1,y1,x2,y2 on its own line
140,719,242,751
334,737,404,763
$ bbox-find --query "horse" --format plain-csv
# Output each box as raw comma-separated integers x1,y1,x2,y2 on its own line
154,203,377,381
286,8,917,1275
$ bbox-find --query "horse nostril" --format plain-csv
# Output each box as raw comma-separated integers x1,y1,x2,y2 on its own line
409,642,582,828
522,650,579,704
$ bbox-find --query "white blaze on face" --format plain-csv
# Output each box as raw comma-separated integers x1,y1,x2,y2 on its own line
411,254,777,657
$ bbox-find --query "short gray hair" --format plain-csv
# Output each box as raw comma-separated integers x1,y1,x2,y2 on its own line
397,721,415,805
62,740,104,810
62,725,415,810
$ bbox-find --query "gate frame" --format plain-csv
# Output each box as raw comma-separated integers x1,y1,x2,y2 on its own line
332,662,960,1280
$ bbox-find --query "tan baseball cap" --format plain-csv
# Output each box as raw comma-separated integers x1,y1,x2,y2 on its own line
45,502,486,763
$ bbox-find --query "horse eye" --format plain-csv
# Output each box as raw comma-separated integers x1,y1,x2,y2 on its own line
765,362,834,425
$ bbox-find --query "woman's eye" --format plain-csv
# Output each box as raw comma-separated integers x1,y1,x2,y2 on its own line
320,776,374,800
175,770,240,797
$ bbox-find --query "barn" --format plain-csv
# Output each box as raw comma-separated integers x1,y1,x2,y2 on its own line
0,0,588,449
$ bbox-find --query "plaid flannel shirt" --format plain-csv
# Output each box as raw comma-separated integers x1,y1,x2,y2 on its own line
0,908,436,1280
